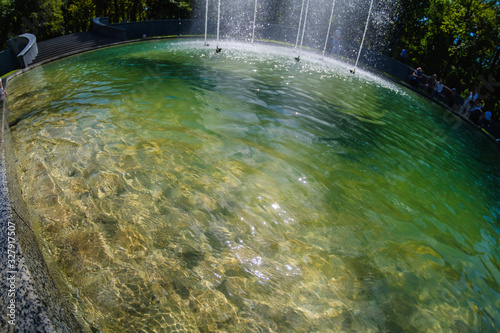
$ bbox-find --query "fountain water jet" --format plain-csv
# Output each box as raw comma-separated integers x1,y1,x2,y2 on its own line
295,0,306,49
299,0,310,51
251,0,258,43
322,0,337,58
294,0,310,62
204,0,209,46
352,0,375,74
216,0,221,52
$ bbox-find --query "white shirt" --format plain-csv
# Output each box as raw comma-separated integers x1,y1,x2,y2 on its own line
436,82,444,93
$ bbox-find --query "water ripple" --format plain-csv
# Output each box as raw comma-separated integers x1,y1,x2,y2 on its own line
7,40,500,332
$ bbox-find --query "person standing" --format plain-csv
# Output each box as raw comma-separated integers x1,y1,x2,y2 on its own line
0,79,5,100
433,78,444,100
400,48,408,63
480,106,492,129
459,90,475,116
446,88,458,109
426,74,437,95
409,67,423,88
331,27,342,57
468,103,483,125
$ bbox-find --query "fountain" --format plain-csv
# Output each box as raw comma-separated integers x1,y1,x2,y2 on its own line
216,0,221,52
204,0,209,46
298,0,309,53
251,0,258,44
295,0,306,49
2,0,500,332
352,0,375,74
322,0,337,58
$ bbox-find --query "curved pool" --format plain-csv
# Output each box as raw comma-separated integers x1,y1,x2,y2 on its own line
7,40,500,332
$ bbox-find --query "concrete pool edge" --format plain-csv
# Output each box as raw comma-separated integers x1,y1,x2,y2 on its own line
0,79,85,332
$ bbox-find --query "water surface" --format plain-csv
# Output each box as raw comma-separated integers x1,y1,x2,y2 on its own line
8,40,500,332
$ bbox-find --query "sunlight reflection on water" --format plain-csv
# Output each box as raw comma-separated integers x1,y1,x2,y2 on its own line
7,40,500,332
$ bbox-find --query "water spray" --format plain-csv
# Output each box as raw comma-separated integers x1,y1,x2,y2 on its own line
353,0,374,74
295,0,306,49
295,0,309,62
322,0,337,59
216,0,221,53
204,0,209,46
299,0,310,50
251,0,258,44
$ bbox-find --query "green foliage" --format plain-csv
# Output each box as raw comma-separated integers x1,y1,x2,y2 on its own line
0,1,13,48
389,0,500,117
65,0,96,33
0,0,64,44
39,0,65,39
0,0,194,45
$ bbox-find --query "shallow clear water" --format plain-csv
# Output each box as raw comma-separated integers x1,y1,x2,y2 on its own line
8,40,500,332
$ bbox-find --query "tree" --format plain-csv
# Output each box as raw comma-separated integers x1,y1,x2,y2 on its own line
7,0,64,41
383,0,431,62
385,0,499,115
64,0,96,33
0,0,14,48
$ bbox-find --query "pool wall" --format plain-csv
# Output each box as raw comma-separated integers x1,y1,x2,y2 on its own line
0,77,85,332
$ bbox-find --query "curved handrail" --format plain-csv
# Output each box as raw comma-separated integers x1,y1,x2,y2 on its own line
92,17,109,26
7,33,38,68
93,17,127,40
17,33,37,57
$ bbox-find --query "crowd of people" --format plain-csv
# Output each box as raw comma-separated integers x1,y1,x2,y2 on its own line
457,90,492,129
408,66,494,131
327,38,497,139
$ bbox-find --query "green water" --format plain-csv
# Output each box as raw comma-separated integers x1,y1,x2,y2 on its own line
7,40,500,332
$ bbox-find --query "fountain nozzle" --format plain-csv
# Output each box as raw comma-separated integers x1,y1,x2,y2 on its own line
295,56,300,62
350,69,356,74
216,47,222,53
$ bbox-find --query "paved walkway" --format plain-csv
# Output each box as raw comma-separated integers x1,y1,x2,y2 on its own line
32,31,121,65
